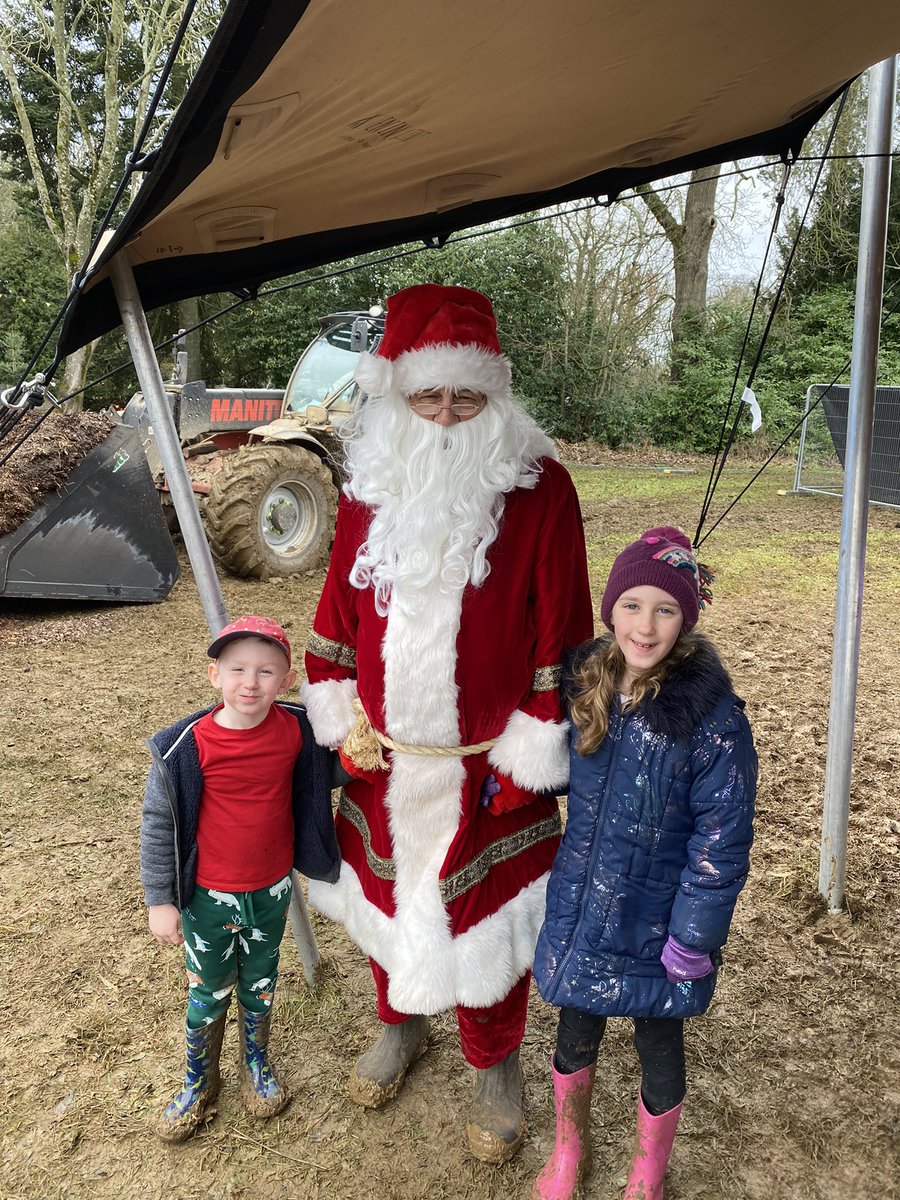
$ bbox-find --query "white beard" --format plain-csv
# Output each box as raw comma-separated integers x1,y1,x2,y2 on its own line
342,390,556,616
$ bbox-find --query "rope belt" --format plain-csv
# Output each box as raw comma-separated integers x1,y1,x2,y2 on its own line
343,698,497,772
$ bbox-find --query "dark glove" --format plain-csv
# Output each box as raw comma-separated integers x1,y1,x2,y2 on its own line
479,771,536,815
661,935,714,983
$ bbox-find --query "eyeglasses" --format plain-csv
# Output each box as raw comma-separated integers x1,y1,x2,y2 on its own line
408,389,487,418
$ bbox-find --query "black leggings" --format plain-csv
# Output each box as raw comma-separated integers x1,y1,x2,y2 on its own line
555,1006,686,1115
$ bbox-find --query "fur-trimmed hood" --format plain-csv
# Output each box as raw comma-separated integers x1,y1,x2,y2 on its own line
567,632,736,745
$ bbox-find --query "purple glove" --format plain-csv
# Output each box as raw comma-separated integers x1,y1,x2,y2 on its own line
661,935,714,983
479,773,502,808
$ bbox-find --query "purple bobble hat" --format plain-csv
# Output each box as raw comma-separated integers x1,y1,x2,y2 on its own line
600,526,714,632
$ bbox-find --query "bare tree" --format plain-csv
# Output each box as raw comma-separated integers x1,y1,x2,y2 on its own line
551,202,671,435
0,0,223,407
780,77,878,291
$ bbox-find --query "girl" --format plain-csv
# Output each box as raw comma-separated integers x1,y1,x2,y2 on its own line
531,527,757,1200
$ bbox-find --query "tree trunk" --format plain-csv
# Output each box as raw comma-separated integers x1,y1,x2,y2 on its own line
178,296,202,381
637,165,721,381
1,2,222,412
60,344,91,412
672,166,720,354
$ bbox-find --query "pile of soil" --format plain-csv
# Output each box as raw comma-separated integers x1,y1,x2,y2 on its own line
0,409,115,537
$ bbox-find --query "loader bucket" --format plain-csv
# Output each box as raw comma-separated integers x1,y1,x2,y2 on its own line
0,422,179,602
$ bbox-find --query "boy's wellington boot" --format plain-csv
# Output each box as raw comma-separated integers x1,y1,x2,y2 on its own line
466,1048,526,1164
237,1002,290,1118
348,1015,430,1109
531,1056,596,1200
622,1093,683,1200
155,1013,227,1142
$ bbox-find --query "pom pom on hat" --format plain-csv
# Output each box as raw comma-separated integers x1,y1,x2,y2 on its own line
600,527,714,632
354,283,512,400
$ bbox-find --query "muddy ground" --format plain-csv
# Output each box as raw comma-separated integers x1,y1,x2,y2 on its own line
1,453,899,1200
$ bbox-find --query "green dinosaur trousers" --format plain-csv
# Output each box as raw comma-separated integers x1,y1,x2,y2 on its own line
181,875,293,1029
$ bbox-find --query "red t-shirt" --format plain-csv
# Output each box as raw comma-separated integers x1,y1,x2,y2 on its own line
194,703,302,892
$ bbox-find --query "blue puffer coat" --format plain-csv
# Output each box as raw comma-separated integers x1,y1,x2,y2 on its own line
534,634,756,1019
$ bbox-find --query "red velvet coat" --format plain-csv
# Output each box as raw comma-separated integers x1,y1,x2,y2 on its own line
303,457,593,1012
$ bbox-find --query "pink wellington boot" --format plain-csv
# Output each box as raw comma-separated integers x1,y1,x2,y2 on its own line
531,1056,596,1200
622,1092,683,1200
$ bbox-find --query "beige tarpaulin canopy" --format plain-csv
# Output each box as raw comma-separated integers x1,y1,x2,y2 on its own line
58,0,900,354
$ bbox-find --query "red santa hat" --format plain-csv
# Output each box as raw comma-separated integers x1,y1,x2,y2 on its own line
354,283,513,400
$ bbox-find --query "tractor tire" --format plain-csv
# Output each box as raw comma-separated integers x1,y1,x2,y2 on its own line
161,496,181,536
205,444,338,579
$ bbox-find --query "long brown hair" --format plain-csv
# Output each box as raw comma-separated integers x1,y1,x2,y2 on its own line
569,632,699,756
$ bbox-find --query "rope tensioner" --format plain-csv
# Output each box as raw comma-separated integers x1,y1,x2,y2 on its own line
1,374,58,412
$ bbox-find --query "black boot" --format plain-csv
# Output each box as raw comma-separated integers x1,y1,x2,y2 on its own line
467,1049,526,1164
156,1013,226,1142
348,1015,430,1109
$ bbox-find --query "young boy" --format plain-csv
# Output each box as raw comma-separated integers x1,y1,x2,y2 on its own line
140,615,340,1142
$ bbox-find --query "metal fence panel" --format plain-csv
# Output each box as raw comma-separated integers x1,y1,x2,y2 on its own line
793,383,900,509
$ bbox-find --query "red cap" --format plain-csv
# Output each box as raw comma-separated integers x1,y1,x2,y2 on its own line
354,283,511,400
207,615,292,666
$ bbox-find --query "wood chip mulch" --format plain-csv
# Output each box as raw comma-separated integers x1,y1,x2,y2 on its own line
0,410,115,538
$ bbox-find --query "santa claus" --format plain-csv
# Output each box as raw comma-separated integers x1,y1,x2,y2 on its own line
302,283,593,1162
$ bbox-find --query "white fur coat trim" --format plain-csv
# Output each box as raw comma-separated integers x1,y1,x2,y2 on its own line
299,677,358,748
354,343,512,400
308,865,549,1011
309,572,550,1009
488,708,570,791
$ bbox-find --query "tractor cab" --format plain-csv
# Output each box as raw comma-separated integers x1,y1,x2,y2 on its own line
280,308,384,430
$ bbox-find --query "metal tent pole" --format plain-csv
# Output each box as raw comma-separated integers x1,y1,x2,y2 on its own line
289,871,322,987
818,55,897,912
109,252,229,636
109,250,321,981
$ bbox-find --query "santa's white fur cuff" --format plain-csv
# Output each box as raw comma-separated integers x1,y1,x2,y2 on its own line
488,709,570,792
300,677,358,748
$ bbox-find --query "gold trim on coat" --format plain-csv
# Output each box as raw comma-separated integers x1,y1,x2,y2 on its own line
439,813,561,903
307,630,357,670
336,792,560,903
532,664,563,692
